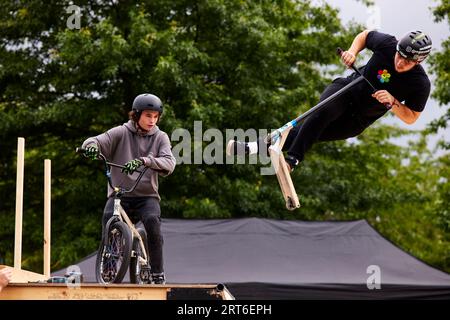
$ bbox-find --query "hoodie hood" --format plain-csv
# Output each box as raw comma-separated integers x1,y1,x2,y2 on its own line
124,120,160,136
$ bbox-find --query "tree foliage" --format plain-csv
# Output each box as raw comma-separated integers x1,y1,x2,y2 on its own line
428,1,450,149
0,0,448,274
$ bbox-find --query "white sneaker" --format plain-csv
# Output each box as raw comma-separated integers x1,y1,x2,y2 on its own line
226,140,249,156
226,140,262,156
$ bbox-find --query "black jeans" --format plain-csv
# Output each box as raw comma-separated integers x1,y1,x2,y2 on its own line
284,79,369,161
102,197,164,274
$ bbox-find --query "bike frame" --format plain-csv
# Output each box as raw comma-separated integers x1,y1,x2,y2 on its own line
98,152,152,279
111,198,149,266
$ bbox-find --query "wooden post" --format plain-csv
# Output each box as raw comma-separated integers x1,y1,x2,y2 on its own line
43,159,51,277
14,137,25,269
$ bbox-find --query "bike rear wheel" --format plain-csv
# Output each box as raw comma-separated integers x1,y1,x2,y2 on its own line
96,221,132,284
130,227,151,284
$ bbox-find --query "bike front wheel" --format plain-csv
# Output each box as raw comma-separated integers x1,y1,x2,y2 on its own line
96,221,132,284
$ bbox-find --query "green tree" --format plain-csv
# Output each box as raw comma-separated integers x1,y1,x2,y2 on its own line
428,0,450,149
422,0,450,271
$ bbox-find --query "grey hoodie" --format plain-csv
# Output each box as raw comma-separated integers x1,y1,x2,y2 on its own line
82,120,176,200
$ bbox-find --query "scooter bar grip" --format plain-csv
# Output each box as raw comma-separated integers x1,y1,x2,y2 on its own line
336,47,344,56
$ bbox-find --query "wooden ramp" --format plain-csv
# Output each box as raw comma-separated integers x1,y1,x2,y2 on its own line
0,265,234,300
0,282,234,300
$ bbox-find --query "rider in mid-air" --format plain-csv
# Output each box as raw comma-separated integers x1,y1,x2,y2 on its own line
228,30,432,171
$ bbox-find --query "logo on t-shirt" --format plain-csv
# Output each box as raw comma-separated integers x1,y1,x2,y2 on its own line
377,69,391,83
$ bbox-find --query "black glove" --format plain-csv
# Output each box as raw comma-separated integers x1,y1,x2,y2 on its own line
122,159,143,175
84,145,99,160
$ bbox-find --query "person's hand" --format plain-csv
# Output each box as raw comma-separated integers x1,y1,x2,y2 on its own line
372,90,395,106
84,145,99,160
0,267,13,292
340,50,357,68
122,159,143,175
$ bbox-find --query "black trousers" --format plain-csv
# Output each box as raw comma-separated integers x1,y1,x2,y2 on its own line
283,79,370,161
103,197,164,274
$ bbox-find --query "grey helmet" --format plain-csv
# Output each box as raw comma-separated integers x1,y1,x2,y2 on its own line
396,31,432,62
132,93,163,114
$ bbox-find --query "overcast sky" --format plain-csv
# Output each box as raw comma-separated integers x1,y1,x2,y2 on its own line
325,0,449,153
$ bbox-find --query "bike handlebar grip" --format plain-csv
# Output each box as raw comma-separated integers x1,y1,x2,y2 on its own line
336,47,344,56
75,147,86,154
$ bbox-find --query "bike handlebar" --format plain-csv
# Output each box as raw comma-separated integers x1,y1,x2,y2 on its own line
76,147,148,196
76,147,144,172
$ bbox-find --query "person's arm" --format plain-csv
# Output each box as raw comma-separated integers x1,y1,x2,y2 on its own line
341,30,371,67
390,100,421,124
82,126,124,159
140,133,176,176
0,267,13,292
371,90,421,124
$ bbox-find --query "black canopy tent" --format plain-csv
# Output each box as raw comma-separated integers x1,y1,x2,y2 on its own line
54,218,450,299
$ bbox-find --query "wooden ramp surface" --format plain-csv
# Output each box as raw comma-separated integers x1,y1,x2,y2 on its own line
0,282,234,300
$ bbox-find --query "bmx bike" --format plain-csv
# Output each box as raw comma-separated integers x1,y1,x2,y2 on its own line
76,147,151,284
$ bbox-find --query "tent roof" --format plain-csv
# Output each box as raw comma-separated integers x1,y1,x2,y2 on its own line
54,218,450,299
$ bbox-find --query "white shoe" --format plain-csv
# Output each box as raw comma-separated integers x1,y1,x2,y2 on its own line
226,140,250,156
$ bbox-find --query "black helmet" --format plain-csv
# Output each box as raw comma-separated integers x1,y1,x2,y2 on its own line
396,31,432,62
132,93,163,114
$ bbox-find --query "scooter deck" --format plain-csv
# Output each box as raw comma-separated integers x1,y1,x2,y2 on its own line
268,145,300,210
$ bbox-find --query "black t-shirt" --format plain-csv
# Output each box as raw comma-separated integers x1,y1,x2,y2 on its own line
346,31,431,121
